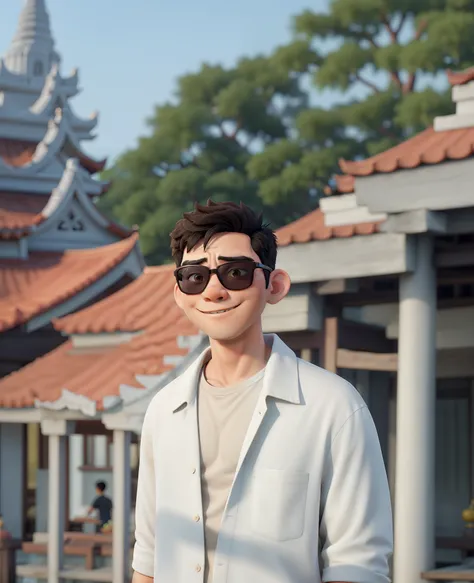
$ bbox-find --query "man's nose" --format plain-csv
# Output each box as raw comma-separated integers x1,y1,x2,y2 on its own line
202,273,229,302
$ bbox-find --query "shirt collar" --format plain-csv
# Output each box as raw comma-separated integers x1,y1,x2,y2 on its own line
170,334,302,413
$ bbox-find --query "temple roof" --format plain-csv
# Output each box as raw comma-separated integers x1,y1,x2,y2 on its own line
0,159,130,240
0,108,106,175
0,232,140,334
275,207,380,246
0,266,201,410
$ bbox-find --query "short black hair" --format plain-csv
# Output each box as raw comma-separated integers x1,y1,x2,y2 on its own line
170,200,278,269
96,481,107,492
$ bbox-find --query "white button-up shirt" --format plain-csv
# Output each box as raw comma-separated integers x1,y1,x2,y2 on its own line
133,335,393,583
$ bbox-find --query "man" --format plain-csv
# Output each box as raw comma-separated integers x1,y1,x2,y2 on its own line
132,200,393,583
87,480,112,532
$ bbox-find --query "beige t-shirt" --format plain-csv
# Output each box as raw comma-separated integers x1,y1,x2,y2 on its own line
198,367,264,583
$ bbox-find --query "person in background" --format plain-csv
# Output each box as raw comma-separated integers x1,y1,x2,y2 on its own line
88,480,112,533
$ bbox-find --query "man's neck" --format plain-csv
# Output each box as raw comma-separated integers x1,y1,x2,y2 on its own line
205,324,271,387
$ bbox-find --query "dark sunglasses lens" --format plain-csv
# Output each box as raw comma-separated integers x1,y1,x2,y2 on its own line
218,261,255,290
177,266,209,294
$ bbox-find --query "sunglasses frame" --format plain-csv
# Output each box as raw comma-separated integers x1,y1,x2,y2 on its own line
174,260,273,295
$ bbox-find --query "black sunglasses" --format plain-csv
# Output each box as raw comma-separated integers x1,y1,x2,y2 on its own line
174,260,273,295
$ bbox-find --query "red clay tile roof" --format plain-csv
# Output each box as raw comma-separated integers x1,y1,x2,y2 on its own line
339,126,474,177
0,233,139,333
0,138,106,174
0,192,46,234
324,174,355,195
446,68,474,86
0,139,37,167
276,207,380,246
0,266,199,409
54,265,174,334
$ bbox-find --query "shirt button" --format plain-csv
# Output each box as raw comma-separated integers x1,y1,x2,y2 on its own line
192,468,197,474
194,514,201,522
195,564,202,572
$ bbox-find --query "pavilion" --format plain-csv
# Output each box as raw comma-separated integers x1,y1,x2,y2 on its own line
1,3,474,583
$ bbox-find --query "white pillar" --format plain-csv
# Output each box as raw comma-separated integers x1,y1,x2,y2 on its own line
41,419,73,583
394,235,436,583
69,435,84,519
113,429,131,583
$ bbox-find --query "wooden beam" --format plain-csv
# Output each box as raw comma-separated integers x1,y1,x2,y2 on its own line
337,349,398,372
322,317,338,373
336,347,474,375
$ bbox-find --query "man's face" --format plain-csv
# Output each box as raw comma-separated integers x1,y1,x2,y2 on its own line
174,232,289,342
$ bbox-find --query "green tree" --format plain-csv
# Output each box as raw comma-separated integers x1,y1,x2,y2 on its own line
98,58,308,263
251,0,473,202
101,0,474,263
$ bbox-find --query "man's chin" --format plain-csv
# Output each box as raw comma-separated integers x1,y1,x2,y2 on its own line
206,329,241,342
202,323,248,343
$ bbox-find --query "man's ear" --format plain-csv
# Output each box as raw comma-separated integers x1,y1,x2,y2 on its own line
266,269,291,305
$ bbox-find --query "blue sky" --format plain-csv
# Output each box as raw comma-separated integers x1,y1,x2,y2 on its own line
1,0,329,163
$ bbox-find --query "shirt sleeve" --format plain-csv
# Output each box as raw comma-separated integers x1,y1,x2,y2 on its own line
320,405,393,583
132,407,156,578
91,497,99,509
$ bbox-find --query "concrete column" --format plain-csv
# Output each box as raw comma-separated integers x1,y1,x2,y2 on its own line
112,429,131,583
0,423,25,538
41,419,74,583
68,435,84,519
393,235,436,583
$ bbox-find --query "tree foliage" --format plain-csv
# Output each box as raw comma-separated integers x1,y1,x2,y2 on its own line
100,0,473,263
253,0,472,199
98,59,307,263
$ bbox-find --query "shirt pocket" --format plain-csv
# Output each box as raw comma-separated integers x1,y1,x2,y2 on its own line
250,468,309,542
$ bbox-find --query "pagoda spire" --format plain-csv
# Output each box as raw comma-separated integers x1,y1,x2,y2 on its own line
3,0,60,78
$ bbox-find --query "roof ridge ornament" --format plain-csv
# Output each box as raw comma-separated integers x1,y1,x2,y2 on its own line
3,0,60,78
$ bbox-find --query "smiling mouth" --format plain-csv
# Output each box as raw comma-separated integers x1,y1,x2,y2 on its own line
198,304,240,315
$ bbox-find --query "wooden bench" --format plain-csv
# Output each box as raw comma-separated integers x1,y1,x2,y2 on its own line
64,532,113,545
101,544,114,557
22,541,97,570
64,531,134,547
422,567,474,581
